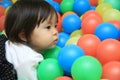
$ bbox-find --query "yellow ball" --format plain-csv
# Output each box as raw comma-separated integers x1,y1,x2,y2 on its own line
5,6,11,14
98,0,104,4
65,37,80,45
12,0,17,3
103,8,120,22
96,3,112,16
70,30,83,38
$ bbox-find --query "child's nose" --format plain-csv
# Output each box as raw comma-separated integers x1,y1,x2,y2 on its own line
53,28,58,35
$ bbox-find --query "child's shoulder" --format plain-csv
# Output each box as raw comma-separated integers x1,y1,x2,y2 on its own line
0,34,18,80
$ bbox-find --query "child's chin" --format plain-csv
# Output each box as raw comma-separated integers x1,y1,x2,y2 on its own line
48,45,56,49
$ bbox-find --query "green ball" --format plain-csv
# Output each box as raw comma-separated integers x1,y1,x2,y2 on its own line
0,31,2,35
71,56,102,80
60,0,74,14
104,0,120,10
43,46,61,59
37,58,64,80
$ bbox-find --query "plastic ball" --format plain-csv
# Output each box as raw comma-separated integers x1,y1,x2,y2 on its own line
56,32,69,48
90,6,96,10
102,61,120,80
0,5,5,17
89,0,98,6
58,44,85,72
56,13,62,32
56,76,73,80
109,20,120,29
43,46,61,59
46,0,60,12
96,3,112,16
70,30,83,38
94,22,119,41
119,29,120,38
66,37,79,45
104,0,120,10
73,0,90,16
98,0,104,4
77,34,101,57
62,14,81,34
62,11,76,20
96,39,120,65
60,0,74,14
71,56,102,80
81,14,102,34
82,10,102,21
0,1,12,8
37,58,64,80
103,9,120,22
53,0,62,4
11,0,17,3
0,15,5,31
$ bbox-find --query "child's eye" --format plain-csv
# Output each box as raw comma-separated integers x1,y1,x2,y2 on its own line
55,25,57,28
46,26,51,29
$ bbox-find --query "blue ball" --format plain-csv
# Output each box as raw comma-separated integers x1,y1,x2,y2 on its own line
45,0,60,12
62,14,81,34
73,0,90,16
58,44,85,72
118,29,120,38
94,22,119,41
56,32,69,48
0,1,12,8
90,6,96,10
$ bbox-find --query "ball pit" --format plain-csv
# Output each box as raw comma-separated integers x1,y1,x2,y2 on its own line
1,0,120,80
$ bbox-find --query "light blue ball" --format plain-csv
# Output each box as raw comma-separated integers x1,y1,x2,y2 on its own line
94,22,119,41
73,0,90,16
56,32,69,48
58,44,85,72
62,14,81,34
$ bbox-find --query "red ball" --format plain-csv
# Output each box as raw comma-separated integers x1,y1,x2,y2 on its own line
0,6,5,17
81,15,102,34
82,10,102,21
53,0,62,4
89,0,98,6
109,20,120,29
102,61,120,80
56,76,73,80
96,39,120,65
56,13,62,32
0,15,5,31
77,34,101,57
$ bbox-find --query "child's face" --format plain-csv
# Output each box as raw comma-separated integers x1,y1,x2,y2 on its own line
29,14,58,51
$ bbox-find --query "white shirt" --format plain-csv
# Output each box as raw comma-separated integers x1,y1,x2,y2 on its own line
5,41,44,80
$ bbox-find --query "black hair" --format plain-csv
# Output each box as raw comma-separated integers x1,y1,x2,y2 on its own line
5,0,58,43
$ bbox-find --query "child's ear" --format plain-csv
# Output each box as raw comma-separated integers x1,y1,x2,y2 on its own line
18,31,27,42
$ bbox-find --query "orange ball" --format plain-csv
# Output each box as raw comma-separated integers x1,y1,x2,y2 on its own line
56,76,73,80
81,15,102,34
56,13,62,32
109,20,120,29
0,6,5,17
0,15,5,31
82,10,102,21
62,11,76,20
96,39,120,65
77,34,101,57
89,0,98,6
102,61,120,80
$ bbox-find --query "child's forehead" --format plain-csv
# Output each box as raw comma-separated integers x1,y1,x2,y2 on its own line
41,13,57,22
